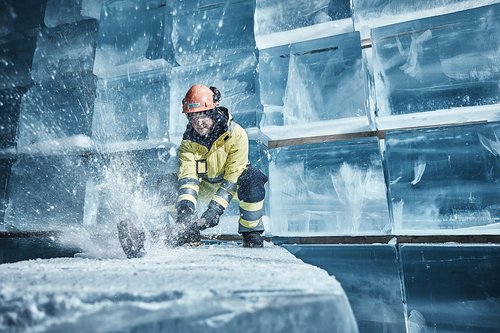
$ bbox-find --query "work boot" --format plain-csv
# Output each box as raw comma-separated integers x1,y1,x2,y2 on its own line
242,231,263,248
117,219,146,259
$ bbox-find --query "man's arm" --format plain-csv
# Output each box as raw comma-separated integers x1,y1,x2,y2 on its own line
177,141,199,222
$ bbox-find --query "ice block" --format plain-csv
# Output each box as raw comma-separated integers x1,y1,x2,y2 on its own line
384,122,500,234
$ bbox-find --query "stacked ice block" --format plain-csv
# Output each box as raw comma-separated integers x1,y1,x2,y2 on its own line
352,0,500,39
0,1,47,230
270,138,390,235
256,0,380,235
0,2,499,332
3,11,99,231
83,0,177,230
385,122,500,234
0,0,498,238
262,2,500,236
371,4,500,117
93,0,174,79
371,3,500,235
254,0,353,48
168,0,260,142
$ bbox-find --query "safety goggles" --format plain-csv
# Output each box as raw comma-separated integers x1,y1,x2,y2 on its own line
186,110,213,123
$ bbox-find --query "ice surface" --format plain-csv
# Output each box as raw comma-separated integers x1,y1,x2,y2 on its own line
0,244,358,333
0,88,25,149
0,158,12,225
3,155,89,231
0,34,37,89
31,19,98,83
259,32,368,131
16,76,97,150
0,1,45,39
44,0,104,28
384,122,500,234
254,0,351,40
286,244,406,333
269,137,390,236
371,4,500,116
93,0,174,78
401,244,500,333
262,116,372,143
169,53,261,142
92,71,169,144
352,0,500,39
376,104,500,132
255,20,354,50
171,0,255,66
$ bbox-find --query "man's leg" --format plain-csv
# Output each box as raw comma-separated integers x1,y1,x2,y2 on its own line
237,166,268,247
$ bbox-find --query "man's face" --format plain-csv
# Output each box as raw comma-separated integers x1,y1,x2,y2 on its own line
188,111,214,136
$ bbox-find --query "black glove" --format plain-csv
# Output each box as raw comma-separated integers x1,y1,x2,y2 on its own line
199,201,225,230
168,221,201,246
176,200,195,224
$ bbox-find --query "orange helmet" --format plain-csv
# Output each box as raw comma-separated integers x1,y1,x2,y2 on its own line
182,84,219,114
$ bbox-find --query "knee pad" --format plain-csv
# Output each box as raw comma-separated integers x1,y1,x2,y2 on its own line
237,166,268,202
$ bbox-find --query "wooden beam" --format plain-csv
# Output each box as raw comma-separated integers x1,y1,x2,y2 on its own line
271,235,500,245
267,130,385,149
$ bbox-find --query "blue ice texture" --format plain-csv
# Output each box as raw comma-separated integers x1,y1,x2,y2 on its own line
169,52,261,141
255,0,351,37
0,0,499,238
385,122,500,234
31,19,98,83
170,0,256,66
1,2,500,332
259,31,368,128
93,0,175,78
4,155,90,231
269,137,391,235
92,71,170,144
352,0,500,38
371,4,500,116
44,0,104,28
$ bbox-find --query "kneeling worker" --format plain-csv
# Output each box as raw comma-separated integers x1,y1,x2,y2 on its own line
173,84,268,247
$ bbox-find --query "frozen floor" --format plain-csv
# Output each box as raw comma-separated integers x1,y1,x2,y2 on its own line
0,243,358,333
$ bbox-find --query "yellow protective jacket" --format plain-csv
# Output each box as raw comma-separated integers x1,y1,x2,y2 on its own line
177,110,248,209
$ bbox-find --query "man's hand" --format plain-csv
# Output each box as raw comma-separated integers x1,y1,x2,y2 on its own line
198,201,225,230
166,221,201,246
176,200,195,224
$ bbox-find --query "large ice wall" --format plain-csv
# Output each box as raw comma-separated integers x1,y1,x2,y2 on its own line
0,0,499,238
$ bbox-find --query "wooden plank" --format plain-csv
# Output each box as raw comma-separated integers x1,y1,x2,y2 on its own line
267,130,384,149
361,37,372,49
2,232,498,244
271,235,500,245
266,116,491,149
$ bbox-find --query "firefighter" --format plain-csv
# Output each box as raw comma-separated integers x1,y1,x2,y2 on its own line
173,84,268,247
